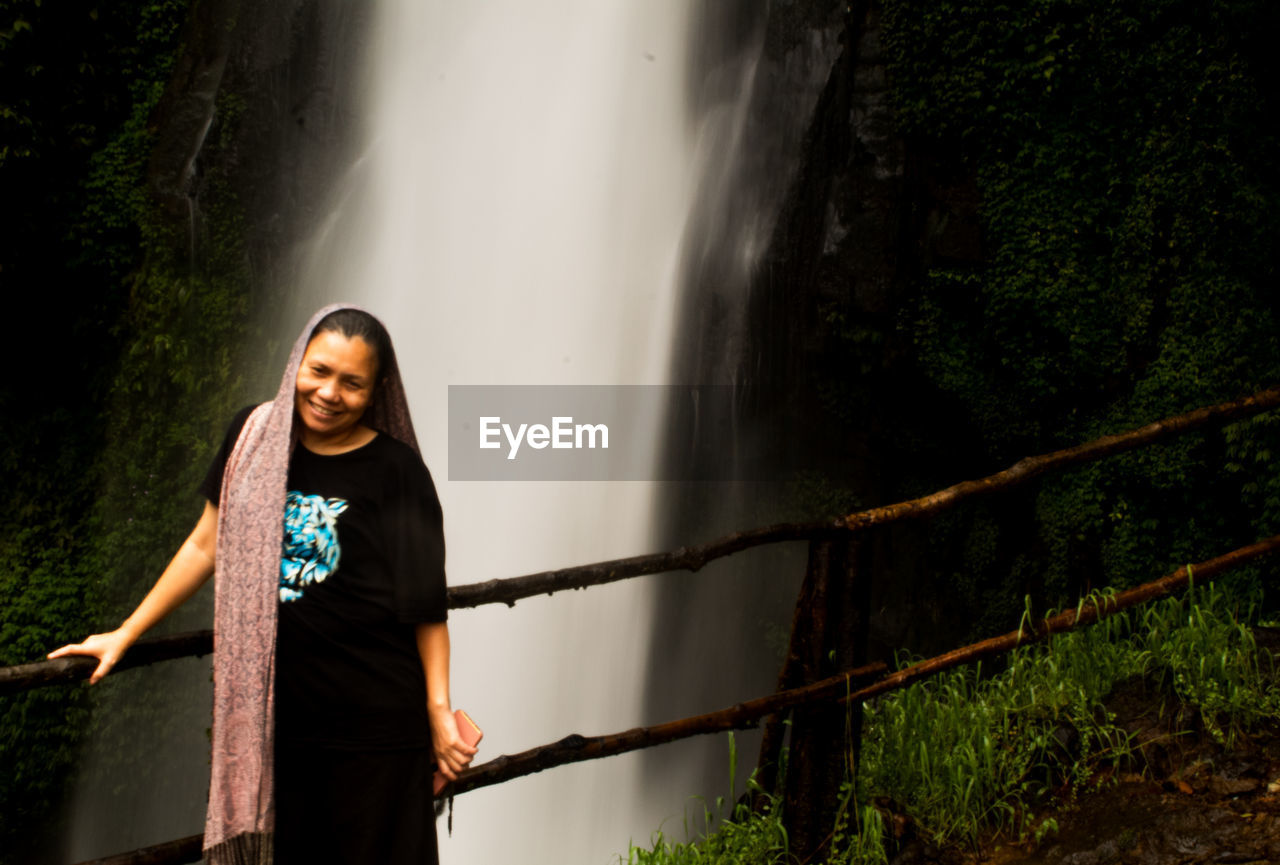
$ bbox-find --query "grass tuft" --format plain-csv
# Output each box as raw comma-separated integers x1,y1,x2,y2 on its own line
621,582,1278,864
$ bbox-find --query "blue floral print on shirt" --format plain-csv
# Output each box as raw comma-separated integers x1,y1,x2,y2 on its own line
280,491,349,602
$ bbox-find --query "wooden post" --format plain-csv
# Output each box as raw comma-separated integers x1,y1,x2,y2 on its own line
780,534,871,862
755,539,825,801
66,535,1280,865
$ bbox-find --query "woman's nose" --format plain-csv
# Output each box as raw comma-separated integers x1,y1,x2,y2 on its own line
317,379,337,401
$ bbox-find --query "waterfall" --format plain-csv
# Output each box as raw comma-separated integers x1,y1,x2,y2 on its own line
57,1,796,861
288,1,711,861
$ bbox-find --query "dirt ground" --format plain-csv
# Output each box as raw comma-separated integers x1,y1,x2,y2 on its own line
886,628,1280,865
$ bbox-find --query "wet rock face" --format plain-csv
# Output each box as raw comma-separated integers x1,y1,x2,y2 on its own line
217,0,376,284
149,0,374,310
649,5,914,857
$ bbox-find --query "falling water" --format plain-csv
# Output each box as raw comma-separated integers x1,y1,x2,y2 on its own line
286,1,710,862
51,0,812,861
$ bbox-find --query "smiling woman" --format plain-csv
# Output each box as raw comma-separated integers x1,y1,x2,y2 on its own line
294,313,387,454
295,331,377,443
48,305,476,865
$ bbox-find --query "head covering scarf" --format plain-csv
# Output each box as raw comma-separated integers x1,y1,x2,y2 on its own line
203,303,418,865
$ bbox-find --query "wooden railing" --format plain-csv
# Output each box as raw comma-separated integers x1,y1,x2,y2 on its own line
5,386,1279,865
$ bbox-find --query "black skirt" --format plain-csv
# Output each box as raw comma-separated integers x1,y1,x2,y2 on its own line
274,744,439,865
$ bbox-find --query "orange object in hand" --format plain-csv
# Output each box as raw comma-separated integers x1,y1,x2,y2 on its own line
433,710,483,795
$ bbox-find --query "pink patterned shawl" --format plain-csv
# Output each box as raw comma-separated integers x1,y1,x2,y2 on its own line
203,303,419,865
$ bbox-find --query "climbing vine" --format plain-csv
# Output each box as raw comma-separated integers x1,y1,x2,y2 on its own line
0,2,253,860
879,0,1280,634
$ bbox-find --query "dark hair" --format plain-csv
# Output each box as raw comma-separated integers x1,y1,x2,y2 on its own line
310,308,393,382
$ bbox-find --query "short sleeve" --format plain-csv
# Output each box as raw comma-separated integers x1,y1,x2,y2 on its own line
386,449,448,623
198,405,257,504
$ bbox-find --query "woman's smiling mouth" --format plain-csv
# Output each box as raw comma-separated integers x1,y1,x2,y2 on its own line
308,401,340,419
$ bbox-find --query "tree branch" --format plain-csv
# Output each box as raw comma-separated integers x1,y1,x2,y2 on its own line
12,385,1280,694
446,521,840,609
452,386,1280,608
66,535,1279,865
841,387,1280,530
0,631,213,697
833,534,1280,706
449,533,1280,795
73,835,203,865
444,660,889,796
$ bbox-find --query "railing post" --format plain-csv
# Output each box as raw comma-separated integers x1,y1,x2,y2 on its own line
754,538,824,802
778,533,871,862
59,535,1280,865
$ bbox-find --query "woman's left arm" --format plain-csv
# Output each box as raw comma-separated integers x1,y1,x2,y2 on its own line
416,621,478,781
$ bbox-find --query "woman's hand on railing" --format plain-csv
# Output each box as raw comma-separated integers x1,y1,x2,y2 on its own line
43,502,219,687
429,705,479,782
47,628,137,685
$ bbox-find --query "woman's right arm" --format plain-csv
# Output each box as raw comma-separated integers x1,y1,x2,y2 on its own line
47,500,220,684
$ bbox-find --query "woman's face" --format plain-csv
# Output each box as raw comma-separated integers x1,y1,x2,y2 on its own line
295,330,379,443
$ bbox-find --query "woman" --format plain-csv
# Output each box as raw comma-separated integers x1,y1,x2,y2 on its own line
49,304,475,865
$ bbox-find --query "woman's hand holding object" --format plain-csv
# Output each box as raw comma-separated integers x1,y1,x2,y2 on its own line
429,705,479,782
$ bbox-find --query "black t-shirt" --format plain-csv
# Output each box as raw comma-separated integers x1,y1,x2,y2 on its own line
200,406,448,750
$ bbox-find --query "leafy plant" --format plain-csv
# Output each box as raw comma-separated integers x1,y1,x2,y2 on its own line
859,581,1276,851
1136,579,1280,743
877,0,1280,640
623,735,793,865
622,581,1277,864
0,2,254,859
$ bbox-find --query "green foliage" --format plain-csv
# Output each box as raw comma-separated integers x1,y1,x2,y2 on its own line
0,1,255,859
825,793,886,865
1136,579,1280,743
859,582,1278,851
623,791,791,865
860,619,1136,846
784,470,863,521
0,523,94,857
0,1,187,169
623,734,793,865
623,583,1277,864
0,3,195,858
621,734,885,865
879,0,1280,625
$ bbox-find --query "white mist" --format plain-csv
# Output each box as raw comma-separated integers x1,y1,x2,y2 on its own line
289,2,703,862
